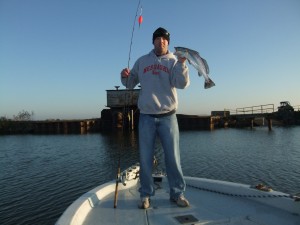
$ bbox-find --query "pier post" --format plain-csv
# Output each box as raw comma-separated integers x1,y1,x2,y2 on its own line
130,109,134,130
267,118,272,131
80,121,87,134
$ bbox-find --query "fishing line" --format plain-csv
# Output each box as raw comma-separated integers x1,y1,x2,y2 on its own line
114,0,142,208
127,0,142,69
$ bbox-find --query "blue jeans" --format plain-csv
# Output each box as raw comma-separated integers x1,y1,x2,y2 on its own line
138,113,186,199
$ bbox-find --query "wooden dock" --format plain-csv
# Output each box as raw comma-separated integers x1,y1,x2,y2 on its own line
224,104,275,130
1,101,299,134
0,119,101,134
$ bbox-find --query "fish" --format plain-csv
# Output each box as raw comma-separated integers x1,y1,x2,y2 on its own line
174,46,215,89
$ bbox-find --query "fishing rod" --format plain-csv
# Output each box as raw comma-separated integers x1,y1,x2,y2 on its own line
113,104,130,209
127,0,142,69
113,0,142,209
113,157,121,208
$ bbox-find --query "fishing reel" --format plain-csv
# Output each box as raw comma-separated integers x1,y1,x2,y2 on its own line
119,163,140,186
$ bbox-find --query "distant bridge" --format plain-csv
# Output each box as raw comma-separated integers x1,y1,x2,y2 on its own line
226,104,275,118
224,104,275,130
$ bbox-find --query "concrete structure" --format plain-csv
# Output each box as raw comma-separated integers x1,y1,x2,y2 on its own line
101,88,216,131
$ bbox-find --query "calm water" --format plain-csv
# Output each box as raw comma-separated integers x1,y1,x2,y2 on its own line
0,127,300,225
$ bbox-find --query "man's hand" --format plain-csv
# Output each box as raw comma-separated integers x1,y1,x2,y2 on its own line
177,56,187,63
121,68,130,78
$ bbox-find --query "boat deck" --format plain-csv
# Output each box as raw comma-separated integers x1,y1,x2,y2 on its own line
80,176,300,225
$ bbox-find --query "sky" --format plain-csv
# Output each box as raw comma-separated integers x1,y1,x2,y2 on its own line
0,0,299,120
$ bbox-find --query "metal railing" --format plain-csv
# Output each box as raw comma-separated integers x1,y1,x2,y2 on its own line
224,103,300,117
225,104,274,116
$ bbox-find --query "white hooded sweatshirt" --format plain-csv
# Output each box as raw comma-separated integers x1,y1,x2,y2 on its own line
121,50,190,115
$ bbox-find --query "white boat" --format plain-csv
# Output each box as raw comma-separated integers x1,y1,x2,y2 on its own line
56,163,300,225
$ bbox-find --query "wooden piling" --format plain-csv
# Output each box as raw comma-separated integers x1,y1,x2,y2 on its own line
267,118,272,131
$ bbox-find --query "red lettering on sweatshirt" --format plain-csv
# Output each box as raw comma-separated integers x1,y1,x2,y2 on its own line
143,64,169,75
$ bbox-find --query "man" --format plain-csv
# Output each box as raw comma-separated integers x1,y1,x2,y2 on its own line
120,27,190,209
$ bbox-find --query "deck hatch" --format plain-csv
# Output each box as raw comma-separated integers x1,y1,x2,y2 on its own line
174,214,198,224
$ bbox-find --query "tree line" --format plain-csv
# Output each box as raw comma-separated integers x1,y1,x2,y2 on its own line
0,110,34,134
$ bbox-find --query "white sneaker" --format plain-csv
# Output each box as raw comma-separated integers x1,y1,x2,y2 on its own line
138,197,150,209
171,195,190,207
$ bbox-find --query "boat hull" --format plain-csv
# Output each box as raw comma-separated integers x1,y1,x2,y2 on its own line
56,171,300,225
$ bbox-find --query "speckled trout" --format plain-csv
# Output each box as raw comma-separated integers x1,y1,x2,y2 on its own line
174,46,215,89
